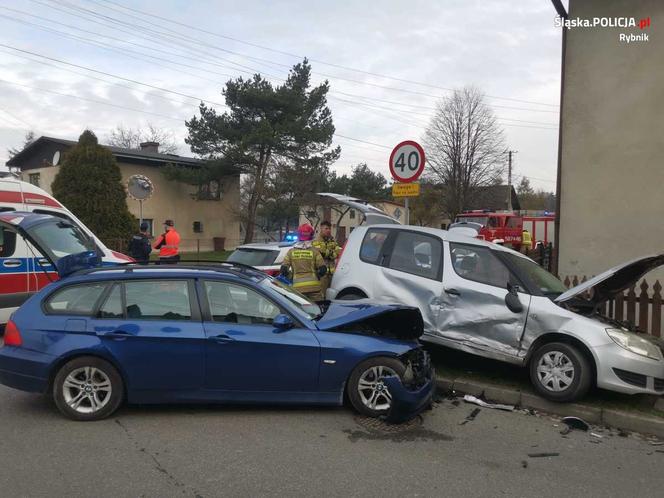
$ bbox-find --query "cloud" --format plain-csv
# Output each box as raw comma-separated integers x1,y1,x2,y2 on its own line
0,0,561,190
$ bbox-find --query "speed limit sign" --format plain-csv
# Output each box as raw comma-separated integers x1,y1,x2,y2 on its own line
389,140,426,183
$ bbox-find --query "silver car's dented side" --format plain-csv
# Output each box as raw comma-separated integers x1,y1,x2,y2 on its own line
329,221,664,396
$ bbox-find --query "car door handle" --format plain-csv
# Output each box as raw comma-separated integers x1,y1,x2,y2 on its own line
444,288,461,296
103,330,133,340
209,334,235,343
2,259,22,268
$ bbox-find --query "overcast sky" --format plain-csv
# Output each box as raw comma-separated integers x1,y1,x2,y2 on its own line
0,0,563,191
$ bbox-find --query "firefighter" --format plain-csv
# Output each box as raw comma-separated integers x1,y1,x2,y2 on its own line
127,222,152,265
313,220,341,298
522,229,532,252
280,224,327,301
153,219,181,264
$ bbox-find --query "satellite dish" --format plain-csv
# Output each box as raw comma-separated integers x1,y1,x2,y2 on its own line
127,174,154,201
52,150,60,166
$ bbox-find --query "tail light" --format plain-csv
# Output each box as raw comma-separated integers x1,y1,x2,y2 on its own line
4,320,22,347
264,269,280,277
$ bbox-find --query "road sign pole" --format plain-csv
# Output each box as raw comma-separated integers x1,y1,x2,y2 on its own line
405,197,410,225
139,199,143,228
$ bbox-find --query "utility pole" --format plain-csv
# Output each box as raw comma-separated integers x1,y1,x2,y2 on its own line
506,150,517,211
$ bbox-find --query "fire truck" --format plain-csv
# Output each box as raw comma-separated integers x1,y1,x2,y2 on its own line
451,210,556,250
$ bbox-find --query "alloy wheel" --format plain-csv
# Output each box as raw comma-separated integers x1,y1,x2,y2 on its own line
62,366,112,414
357,365,397,411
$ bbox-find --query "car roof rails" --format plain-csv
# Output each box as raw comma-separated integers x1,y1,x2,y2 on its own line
73,259,267,279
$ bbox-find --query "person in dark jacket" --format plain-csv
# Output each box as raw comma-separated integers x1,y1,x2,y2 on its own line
127,222,152,264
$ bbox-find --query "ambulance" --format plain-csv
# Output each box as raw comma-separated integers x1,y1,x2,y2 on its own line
0,177,132,324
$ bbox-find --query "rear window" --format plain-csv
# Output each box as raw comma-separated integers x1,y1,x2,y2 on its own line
45,283,107,315
227,248,279,267
360,228,391,265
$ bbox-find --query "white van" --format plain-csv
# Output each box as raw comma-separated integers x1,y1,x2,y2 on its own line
0,177,132,324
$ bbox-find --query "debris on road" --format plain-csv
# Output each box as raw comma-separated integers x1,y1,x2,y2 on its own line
528,452,560,458
463,394,514,412
459,408,481,425
521,460,528,468
590,432,604,439
562,416,590,432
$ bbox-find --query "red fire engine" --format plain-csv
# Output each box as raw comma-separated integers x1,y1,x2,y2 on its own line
452,210,556,250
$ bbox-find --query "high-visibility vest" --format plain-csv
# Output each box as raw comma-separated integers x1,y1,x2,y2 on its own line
313,236,341,274
156,229,180,257
283,246,325,294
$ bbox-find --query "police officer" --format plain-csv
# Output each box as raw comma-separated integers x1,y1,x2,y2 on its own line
313,220,341,298
127,222,152,264
280,224,327,301
153,219,181,264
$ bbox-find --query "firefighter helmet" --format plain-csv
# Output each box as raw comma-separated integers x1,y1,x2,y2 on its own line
297,223,315,241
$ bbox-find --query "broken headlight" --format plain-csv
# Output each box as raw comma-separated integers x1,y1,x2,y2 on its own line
606,328,663,361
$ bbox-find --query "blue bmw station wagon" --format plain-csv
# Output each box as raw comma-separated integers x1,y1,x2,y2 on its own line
0,256,433,422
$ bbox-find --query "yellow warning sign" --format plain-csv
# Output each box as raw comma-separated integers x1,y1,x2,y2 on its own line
392,182,420,197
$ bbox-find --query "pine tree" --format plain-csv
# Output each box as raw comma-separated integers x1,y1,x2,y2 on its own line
52,130,136,242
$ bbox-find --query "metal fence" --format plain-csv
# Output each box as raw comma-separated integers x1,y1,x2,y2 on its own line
562,275,663,338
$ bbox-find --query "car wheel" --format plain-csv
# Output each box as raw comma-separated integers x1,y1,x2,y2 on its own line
529,342,591,402
348,357,406,417
53,356,124,421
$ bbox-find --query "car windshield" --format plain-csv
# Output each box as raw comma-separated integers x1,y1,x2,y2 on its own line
457,216,488,226
227,248,280,267
503,253,568,296
27,219,96,262
260,278,321,320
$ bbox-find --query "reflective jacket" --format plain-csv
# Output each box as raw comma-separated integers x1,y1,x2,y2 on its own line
154,228,181,257
313,235,341,273
282,241,325,294
522,230,532,249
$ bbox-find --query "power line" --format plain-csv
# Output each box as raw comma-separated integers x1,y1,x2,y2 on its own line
0,43,227,108
96,0,559,108
0,78,187,121
24,1,562,116
36,0,560,112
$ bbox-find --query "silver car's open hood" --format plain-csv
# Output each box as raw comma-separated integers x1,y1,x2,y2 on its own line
317,193,400,225
555,254,664,306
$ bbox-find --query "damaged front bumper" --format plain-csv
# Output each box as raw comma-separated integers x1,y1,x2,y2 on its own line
383,349,435,424
383,374,435,423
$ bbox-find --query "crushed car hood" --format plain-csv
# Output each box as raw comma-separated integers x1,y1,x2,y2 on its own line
555,254,664,307
316,302,423,340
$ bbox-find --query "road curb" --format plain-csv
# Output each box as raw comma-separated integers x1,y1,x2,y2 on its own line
436,376,664,438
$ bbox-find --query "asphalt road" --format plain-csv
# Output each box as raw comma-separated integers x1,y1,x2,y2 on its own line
1,385,664,498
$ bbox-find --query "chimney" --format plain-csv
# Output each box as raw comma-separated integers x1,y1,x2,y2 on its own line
139,141,159,153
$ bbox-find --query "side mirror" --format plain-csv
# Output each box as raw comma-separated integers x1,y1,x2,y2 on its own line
505,283,523,313
273,314,294,330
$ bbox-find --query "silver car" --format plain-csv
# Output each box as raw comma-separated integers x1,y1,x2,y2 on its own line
323,194,664,402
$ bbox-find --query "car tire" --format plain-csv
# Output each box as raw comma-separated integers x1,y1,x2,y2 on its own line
53,356,124,421
338,292,365,301
529,342,592,402
347,356,406,417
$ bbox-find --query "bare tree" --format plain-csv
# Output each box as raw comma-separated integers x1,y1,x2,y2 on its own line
423,87,506,219
106,123,179,154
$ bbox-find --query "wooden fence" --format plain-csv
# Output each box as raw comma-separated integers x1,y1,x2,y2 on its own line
563,276,663,338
